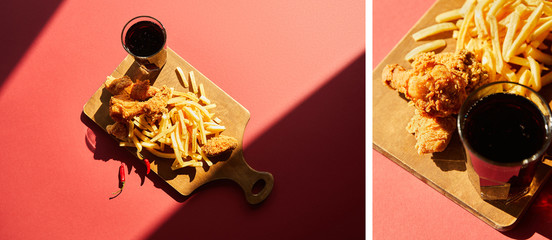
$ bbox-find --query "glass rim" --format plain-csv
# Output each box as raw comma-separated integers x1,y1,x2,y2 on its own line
121,15,167,58
457,81,552,167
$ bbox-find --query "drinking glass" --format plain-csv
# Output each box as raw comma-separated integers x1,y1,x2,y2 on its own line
121,16,167,72
458,81,552,201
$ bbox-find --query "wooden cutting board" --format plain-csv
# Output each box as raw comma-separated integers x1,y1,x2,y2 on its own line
83,48,274,204
373,0,552,231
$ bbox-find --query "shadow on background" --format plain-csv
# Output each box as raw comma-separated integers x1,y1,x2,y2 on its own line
81,113,189,202
145,52,366,239
0,0,63,88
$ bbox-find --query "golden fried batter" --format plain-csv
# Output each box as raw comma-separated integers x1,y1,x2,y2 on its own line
382,50,489,154
202,135,238,157
406,110,456,155
105,76,133,95
109,86,171,122
105,76,172,123
383,50,488,117
130,79,159,101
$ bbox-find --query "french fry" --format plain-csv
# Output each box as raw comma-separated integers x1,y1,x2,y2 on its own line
199,95,211,105
487,0,507,17
150,123,178,142
505,2,543,61
131,135,143,159
532,18,552,41
488,15,504,72
191,125,198,153
174,124,184,153
456,1,476,52
525,46,552,65
527,56,542,91
412,22,457,41
176,66,189,88
170,131,185,170
436,9,463,23
116,67,232,171
198,117,207,145
189,71,198,94
502,11,520,58
405,40,447,61
198,83,206,97
407,0,552,92
474,4,489,37
183,106,201,123
508,56,531,67
459,0,476,15
199,148,213,167
456,19,464,29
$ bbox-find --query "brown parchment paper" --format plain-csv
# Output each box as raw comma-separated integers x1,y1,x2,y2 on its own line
373,0,552,231
83,48,273,204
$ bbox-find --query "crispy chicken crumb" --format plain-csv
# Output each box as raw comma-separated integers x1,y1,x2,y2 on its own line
382,50,489,154
105,76,171,123
105,76,133,95
406,109,456,155
202,135,238,157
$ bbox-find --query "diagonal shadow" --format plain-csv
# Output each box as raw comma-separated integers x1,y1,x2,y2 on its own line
81,112,190,202
144,52,366,239
0,0,64,90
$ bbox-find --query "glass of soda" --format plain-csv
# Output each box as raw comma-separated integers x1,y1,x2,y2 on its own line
458,81,552,202
121,16,167,72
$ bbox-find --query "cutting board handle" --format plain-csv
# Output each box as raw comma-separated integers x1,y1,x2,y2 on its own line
228,157,274,205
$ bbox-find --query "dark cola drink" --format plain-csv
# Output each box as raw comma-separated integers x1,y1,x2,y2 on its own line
125,20,165,57
459,82,552,201
463,92,546,162
460,90,550,200
122,16,167,71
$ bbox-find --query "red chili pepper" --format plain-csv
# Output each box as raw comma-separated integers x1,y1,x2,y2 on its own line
144,159,151,175
110,162,126,199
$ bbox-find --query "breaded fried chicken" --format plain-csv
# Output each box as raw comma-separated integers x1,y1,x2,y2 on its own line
382,50,489,154
202,135,238,157
131,79,159,101
406,109,457,155
105,76,172,123
109,86,171,122
105,76,133,95
383,50,488,117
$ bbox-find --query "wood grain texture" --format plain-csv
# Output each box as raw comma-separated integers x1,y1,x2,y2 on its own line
373,0,552,231
84,48,274,204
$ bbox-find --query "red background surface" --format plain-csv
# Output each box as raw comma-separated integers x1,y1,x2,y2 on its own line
0,0,365,239
374,0,552,239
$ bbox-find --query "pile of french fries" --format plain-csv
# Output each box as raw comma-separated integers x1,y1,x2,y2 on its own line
120,67,226,170
406,0,552,92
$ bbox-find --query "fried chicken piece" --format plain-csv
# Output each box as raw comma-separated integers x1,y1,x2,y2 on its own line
105,76,133,95
131,79,159,101
382,64,410,94
429,50,489,93
202,135,238,157
383,50,489,154
383,50,489,117
109,86,171,122
142,86,171,120
109,94,146,122
406,110,456,155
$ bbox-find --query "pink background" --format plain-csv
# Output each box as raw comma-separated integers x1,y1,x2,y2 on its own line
0,0,364,239
374,0,552,239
